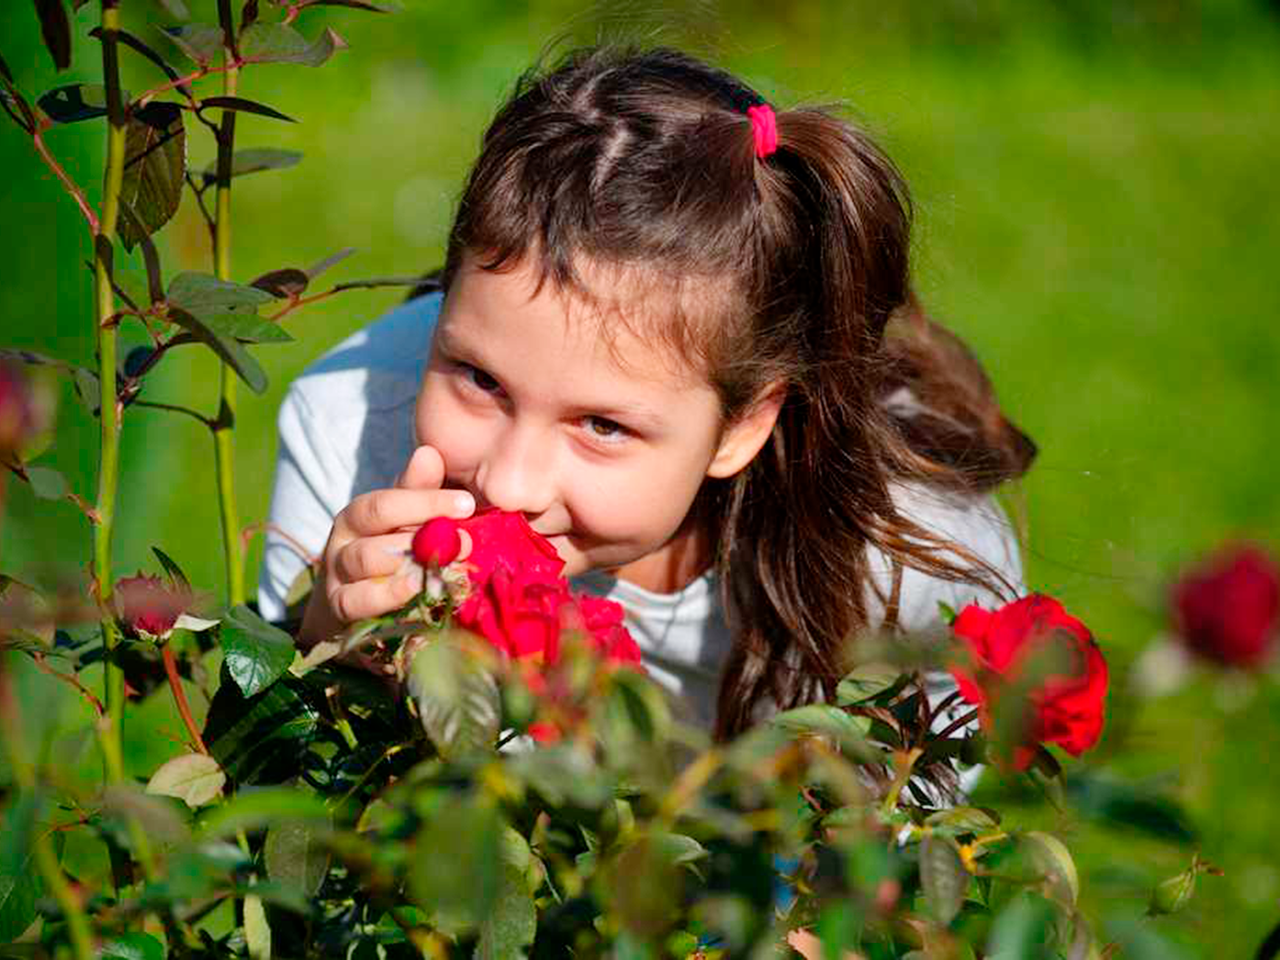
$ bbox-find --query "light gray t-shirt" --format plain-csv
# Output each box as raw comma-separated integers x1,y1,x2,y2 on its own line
258,292,1024,732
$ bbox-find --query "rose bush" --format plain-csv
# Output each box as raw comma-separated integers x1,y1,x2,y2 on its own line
1172,543,1279,668
949,594,1109,770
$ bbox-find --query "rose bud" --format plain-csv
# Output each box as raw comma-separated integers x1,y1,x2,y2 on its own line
1173,544,1279,668
948,594,1109,771
115,573,189,640
411,517,462,568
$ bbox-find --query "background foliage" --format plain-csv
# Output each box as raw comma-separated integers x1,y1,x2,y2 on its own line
2,0,1279,955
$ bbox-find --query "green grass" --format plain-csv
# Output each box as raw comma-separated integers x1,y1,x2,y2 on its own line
2,1,1279,954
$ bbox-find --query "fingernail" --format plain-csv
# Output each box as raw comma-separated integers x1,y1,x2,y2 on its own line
453,492,475,516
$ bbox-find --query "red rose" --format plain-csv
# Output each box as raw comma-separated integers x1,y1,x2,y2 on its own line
1173,544,1279,668
115,574,189,639
458,508,564,584
571,594,643,666
948,595,1108,771
412,516,463,567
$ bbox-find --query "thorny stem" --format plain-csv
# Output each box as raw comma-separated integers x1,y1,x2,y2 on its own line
163,645,209,754
134,60,244,110
32,654,106,718
212,19,246,606
132,399,215,428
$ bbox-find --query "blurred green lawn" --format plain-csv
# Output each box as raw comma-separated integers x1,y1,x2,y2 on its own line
2,1,1279,955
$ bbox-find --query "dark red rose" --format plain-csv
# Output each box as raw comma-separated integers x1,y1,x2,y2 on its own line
458,508,564,585
948,594,1108,771
115,574,189,639
1173,544,1279,668
0,361,32,458
411,517,462,567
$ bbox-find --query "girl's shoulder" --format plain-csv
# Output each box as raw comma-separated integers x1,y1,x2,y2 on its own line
873,482,1025,633
286,291,443,417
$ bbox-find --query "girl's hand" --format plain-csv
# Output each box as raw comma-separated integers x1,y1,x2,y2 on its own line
298,445,475,648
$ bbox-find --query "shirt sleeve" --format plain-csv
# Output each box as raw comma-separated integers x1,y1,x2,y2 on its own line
256,384,353,623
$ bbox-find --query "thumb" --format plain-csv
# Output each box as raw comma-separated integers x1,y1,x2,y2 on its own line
395,445,446,490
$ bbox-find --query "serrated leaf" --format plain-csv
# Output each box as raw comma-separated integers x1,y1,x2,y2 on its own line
118,102,186,250
205,675,321,783
199,95,295,123
920,835,968,925
409,794,503,932
33,0,72,71
408,638,500,760
836,663,903,704
201,147,302,185
101,785,191,846
264,818,331,899
37,83,108,123
476,862,536,960
926,805,1000,836
249,267,309,299
146,752,226,808
1022,831,1079,906
167,271,275,313
240,23,347,68
162,24,223,66
25,465,68,500
220,603,295,697
100,932,165,960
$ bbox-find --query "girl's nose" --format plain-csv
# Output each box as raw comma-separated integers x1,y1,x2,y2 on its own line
473,422,558,518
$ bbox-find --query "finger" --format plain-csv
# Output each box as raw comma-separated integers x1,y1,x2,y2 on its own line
329,569,423,624
340,487,475,537
396,445,446,490
332,532,415,584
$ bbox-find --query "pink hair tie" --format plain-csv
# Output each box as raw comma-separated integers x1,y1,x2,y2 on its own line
746,103,778,159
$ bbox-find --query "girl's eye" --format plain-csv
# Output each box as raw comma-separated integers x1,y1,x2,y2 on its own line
459,363,501,394
582,416,629,444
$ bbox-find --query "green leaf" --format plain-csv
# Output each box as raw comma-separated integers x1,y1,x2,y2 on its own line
295,0,393,12
167,307,268,393
33,0,72,71
925,806,1000,836
25,465,68,500
156,0,191,18
264,817,331,899
937,600,958,625
240,23,348,68
167,271,275,314
920,835,968,925
200,312,293,344
197,787,330,840
220,603,296,697
836,662,904,705
769,704,874,756
101,785,191,847
1022,831,1079,906
146,753,226,809
0,792,44,941
162,24,223,66
101,933,166,960
205,674,321,783
199,95,295,123
476,832,538,959
118,102,186,250
306,246,355,279
407,638,500,760
201,147,303,185
37,83,109,123
409,793,503,932
1063,771,1196,842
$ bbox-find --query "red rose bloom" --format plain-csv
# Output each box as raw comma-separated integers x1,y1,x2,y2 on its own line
1173,544,1279,668
948,594,1108,771
458,508,564,584
115,574,189,639
411,517,462,567
572,594,642,665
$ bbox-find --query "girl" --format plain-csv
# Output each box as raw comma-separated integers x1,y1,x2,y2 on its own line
258,46,1034,740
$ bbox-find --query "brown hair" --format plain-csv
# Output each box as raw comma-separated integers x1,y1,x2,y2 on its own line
438,46,1035,738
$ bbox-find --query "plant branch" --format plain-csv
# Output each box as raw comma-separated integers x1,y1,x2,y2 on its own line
132,399,214,428
32,653,105,718
32,124,100,233
163,645,208,754
134,61,242,110
934,708,980,743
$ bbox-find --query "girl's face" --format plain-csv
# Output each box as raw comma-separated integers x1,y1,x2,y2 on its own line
415,257,767,586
